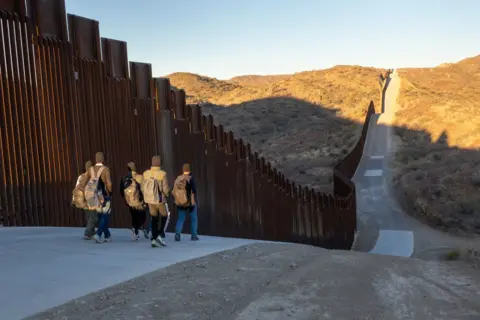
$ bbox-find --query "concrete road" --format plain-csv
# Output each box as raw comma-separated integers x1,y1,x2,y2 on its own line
0,227,259,320
352,70,478,258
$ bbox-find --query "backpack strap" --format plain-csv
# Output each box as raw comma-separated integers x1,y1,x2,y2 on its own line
89,167,95,179
90,166,106,180
96,166,106,179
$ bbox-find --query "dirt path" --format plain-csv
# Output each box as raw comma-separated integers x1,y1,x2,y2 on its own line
353,70,480,261
27,243,480,320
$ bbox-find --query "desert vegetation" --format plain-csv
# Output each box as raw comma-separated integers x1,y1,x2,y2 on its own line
169,66,384,191
393,55,480,235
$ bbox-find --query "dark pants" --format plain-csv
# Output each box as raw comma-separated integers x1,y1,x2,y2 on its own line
84,210,98,237
144,213,151,232
151,216,160,240
151,215,169,240
130,208,146,235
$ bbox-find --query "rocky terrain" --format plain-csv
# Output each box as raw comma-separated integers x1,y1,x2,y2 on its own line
392,55,480,235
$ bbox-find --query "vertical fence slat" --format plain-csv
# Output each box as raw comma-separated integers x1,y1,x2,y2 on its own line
2,12,23,226
0,13,10,226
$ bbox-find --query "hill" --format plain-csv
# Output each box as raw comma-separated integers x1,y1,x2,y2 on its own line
393,54,480,235
168,66,384,191
227,74,290,86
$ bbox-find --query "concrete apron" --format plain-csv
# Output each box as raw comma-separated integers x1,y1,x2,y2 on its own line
0,227,259,320
353,70,415,258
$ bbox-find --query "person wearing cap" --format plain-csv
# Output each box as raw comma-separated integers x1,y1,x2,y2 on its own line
120,162,148,241
91,152,113,243
142,155,170,247
174,163,199,242
76,160,98,240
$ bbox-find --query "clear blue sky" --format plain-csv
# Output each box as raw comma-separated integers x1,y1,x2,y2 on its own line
65,0,479,79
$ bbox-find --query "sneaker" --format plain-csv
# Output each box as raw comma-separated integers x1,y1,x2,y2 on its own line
143,229,150,239
175,234,181,242
93,234,103,243
83,235,91,240
157,237,167,247
151,239,160,248
131,229,139,241
104,237,112,243
191,236,199,241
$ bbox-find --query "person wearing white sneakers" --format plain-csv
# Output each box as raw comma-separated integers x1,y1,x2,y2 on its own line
142,155,170,247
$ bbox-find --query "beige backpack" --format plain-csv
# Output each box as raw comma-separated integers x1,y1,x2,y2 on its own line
84,166,106,210
124,176,144,210
173,175,192,207
143,175,162,205
71,173,88,209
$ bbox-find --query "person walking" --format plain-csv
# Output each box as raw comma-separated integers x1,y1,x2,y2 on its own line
84,152,113,243
120,162,147,241
72,160,98,240
172,163,199,241
142,207,168,239
142,155,170,247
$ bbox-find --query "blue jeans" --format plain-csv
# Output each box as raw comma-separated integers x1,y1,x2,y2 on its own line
96,203,111,239
175,206,198,237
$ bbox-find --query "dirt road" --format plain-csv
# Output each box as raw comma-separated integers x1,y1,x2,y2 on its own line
28,243,480,320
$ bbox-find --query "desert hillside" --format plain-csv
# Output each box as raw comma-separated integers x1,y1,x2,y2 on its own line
168,66,384,191
393,55,480,235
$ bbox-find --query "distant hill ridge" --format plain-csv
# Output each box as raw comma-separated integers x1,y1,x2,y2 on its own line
167,65,384,118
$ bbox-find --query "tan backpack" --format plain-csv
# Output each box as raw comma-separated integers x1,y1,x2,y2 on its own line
84,166,106,210
71,173,88,209
143,175,162,205
173,174,191,207
124,176,144,210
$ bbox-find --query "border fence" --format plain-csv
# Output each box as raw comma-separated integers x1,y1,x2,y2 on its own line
0,0,377,249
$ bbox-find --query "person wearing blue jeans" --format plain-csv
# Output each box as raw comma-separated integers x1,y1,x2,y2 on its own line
175,205,198,240
90,152,113,243
95,200,112,242
174,163,199,241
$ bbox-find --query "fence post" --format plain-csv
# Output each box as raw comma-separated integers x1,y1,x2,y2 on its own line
191,104,201,133
175,89,186,120
154,77,176,184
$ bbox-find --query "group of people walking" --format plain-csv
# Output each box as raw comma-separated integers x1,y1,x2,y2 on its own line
72,152,199,247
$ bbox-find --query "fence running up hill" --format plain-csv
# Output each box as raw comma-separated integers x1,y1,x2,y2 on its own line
0,0,376,250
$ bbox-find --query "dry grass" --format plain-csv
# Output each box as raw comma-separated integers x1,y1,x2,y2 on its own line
168,66,384,191
393,55,480,235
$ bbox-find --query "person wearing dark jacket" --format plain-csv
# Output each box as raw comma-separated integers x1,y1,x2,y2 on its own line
120,162,148,241
174,163,199,241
